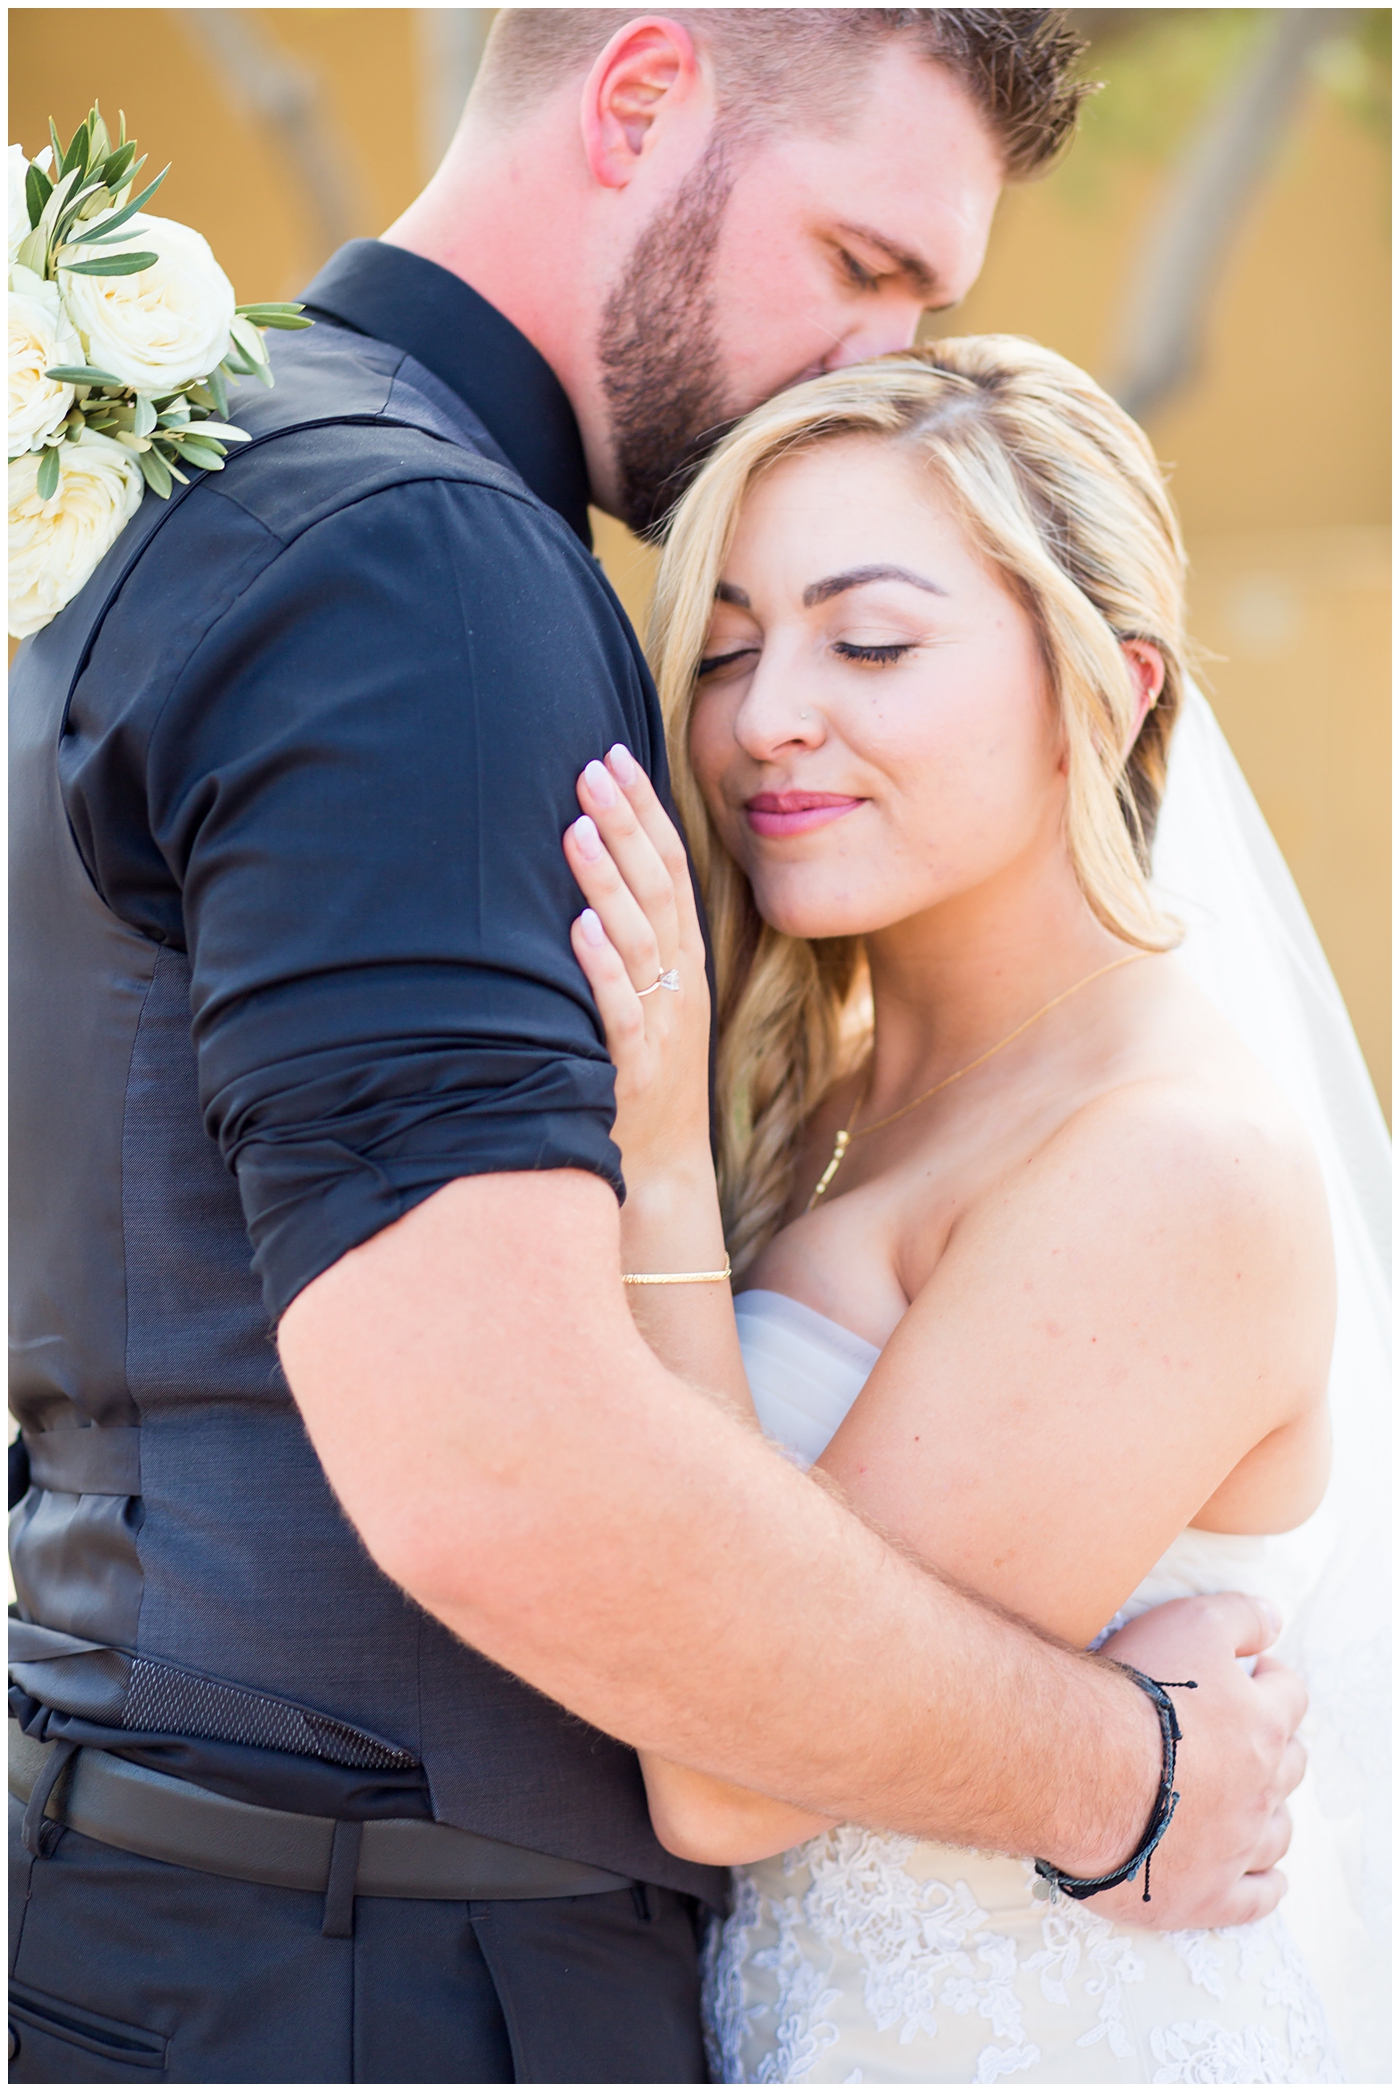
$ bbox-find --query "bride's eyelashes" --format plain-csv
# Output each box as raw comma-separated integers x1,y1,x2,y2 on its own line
697,645,760,679
833,640,916,665
696,630,921,678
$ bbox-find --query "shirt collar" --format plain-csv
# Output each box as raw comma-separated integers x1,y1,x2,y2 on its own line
300,239,592,546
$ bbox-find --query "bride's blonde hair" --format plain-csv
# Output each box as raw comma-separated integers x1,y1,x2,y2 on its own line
648,337,1189,1275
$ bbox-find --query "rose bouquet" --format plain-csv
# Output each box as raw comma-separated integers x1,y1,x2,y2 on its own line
9,105,311,638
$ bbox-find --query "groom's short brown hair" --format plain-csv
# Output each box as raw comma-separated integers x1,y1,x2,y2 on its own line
475,9,1090,180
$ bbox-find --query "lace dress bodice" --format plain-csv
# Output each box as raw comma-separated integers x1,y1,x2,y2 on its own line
702,1291,1342,2084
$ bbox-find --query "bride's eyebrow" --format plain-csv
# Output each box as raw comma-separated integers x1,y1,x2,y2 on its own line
715,580,751,607
804,564,948,606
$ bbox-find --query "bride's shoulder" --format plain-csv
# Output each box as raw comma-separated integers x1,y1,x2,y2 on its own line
1042,971,1330,1272
1057,1068,1322,1213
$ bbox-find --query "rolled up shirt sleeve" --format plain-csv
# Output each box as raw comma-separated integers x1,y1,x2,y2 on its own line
125,474,656,1319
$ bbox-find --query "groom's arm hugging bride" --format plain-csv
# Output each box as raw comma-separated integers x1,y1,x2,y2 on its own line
10,12,1384,2088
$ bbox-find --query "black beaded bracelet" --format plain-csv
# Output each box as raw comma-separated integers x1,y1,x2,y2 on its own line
1033,1666,1197,1905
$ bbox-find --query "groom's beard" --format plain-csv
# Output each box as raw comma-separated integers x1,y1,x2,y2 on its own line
597,133,740,539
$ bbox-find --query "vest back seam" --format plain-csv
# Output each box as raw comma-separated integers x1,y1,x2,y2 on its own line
117,947,168,1663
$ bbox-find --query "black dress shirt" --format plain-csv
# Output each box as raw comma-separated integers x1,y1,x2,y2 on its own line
61,240,661,1321
303,240,594,545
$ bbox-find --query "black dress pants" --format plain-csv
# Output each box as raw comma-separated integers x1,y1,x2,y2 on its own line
9,1800,711,2082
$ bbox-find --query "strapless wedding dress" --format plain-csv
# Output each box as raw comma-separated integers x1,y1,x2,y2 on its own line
702,1290,1343,2085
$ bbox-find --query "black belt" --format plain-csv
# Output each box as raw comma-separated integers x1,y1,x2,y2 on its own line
8,1720,633,1920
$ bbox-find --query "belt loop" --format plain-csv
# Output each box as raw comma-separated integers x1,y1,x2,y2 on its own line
22,1739,78,1858
322,1819,363,1938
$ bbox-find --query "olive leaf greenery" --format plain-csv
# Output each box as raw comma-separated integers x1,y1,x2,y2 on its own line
26,103,312,498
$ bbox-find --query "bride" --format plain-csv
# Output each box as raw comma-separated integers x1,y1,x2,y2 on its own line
560,338,1385,2082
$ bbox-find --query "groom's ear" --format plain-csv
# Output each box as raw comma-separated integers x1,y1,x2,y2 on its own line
580,16,707,189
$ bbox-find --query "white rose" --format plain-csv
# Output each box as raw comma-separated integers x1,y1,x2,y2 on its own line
59,212,234,396
9,143,32,267
8,428,144,639
9,273,81,457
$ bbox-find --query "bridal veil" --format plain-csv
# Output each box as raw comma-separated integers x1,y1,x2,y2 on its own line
1152,684,1391,2082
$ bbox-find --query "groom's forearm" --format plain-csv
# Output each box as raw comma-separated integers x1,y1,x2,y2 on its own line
279,1169,1159,1876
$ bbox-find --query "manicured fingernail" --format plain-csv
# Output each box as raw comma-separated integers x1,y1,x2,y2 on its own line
1254,1597,1283,1637
583,759,616,808
608,744,639,786
573,815,603,861
579,907,605,947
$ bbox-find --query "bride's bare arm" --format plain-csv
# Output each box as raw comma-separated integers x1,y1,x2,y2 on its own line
817,1081,1334,1648
564,752,756,1417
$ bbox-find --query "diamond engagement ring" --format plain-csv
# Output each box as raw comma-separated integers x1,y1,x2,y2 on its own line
637,967,681,996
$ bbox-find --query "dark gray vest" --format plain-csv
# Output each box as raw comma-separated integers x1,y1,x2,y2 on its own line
8,326,725,1907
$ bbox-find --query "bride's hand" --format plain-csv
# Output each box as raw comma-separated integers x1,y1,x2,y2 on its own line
1089,1593,1307,1932
564,745,711,1183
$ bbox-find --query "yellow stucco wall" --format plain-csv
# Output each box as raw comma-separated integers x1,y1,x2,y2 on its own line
10,10,1389,1109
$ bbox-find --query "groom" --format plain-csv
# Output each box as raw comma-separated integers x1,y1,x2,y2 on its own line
11,12,1306,2083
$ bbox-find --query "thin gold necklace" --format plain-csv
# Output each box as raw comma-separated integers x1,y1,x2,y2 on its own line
806,953,1150,1211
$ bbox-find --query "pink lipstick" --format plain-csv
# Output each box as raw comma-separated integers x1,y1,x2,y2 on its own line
744,791,864,838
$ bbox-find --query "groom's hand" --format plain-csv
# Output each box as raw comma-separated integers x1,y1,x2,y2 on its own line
1090,1592,1306,1932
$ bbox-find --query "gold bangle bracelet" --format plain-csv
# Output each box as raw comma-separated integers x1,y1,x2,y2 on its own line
621,1258,733,1286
